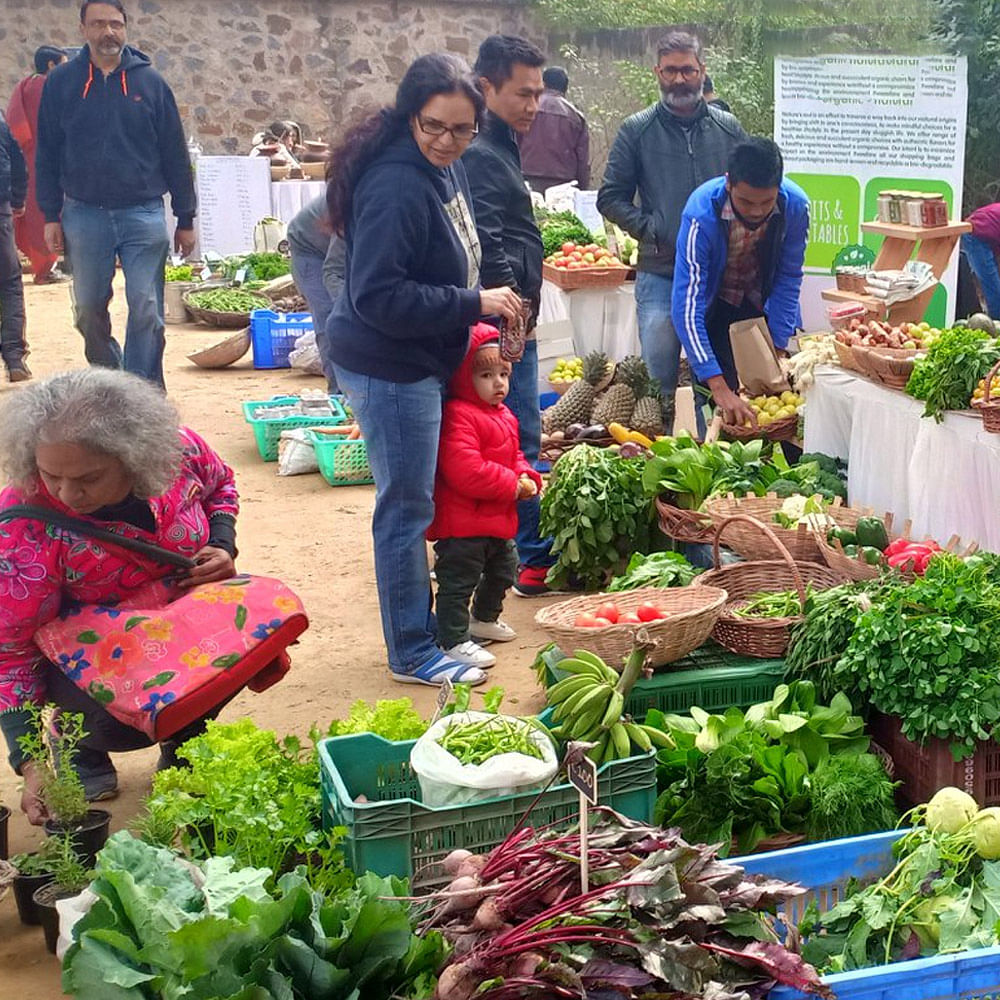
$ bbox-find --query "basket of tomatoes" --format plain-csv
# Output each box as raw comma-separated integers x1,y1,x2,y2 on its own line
534,586,728,668
542,241,629,291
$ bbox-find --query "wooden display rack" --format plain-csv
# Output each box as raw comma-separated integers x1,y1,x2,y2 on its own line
821,220,971,323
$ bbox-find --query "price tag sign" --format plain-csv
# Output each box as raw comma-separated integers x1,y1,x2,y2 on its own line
566,751,598,806
429,676,455,726
200,265,213,282
170,253,183,267
204,250,222,264
234,267,247,286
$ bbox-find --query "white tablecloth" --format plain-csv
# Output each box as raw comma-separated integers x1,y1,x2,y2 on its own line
539,279,640,359
803,365,1000,550
270,180,325,222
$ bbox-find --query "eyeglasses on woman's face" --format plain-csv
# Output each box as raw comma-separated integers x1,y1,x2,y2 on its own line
416,116,478,143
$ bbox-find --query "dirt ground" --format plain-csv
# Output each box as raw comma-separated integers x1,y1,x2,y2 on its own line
0,276,555,996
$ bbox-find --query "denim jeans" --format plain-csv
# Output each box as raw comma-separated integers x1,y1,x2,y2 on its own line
333,363,444,672
0,205,27,366
505,338,553,568
962,234,1000,317
62,196,170,387
290,246,337,390
635,270,681,406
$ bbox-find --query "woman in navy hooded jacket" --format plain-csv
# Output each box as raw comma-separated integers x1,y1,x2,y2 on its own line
324,52,522,688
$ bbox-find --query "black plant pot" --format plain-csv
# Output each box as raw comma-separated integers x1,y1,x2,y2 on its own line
33,881,78,955
13,866,55,925
0,804,9,859
44,808,111,868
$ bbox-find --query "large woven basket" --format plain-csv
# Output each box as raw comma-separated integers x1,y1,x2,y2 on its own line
974,359,1000,433
183,288,271,328
542,261,628,291
692,515,846,658
534,585,728,670
721,411,800,443
853,346,918,390
833,339,863,373
655,494,714,545
815,509,896,581
702,493,860,564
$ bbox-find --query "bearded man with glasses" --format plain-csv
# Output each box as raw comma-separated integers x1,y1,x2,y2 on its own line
598,30,745,430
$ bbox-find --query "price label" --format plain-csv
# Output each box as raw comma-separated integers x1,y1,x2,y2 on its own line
429,677,455,725
234,267,247,286
200,266,213,282
204,250,222,264
170,253,183,267
566,750,598,806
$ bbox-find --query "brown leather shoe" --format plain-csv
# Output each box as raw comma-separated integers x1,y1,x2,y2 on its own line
7,362,32,382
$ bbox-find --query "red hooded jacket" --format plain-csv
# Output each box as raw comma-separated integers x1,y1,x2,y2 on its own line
428,324,542,541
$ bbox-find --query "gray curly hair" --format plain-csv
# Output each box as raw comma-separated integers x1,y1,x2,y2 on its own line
0,369,183,498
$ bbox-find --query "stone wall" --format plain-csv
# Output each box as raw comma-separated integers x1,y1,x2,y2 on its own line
0,0,542,151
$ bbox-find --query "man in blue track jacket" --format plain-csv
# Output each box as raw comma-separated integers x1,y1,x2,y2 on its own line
671,138,808,429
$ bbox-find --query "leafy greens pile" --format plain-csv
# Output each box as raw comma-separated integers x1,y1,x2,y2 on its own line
533,207,593,257
607,550,700,591
63,831,445,1000
906,326,1000,420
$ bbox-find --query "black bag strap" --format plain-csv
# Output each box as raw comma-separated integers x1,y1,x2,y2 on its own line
0,504,197,570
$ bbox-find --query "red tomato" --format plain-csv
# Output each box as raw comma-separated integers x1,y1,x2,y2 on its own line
618,611,642,624
636,603,666,622
574,613,602,628
594,602,620,624
561,242,576,254
570,251,583,261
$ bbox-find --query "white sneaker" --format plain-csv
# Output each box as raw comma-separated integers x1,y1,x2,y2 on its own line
470,619,517,643
444,640,497,668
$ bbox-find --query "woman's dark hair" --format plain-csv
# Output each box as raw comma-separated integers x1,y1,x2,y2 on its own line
326,52,484,235
475,35,546,89
727,137,784,189
34,45,66,75
80,0,127,24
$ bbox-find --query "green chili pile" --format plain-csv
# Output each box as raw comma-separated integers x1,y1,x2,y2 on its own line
438,717,543,766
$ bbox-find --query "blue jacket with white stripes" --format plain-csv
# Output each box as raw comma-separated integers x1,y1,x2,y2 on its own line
670,175,809,381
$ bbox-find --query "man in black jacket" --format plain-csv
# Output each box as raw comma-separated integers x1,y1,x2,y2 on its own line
598,31,745,424
0,112,29,381
463,35,555,597
36,0,196,388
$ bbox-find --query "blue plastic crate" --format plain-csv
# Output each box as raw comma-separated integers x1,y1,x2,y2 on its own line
250,309,313,369
734,831,1000,1000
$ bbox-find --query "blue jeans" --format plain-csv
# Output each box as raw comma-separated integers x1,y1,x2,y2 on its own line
62,196,170,387
332,363,444,673
635,270,681,405
290,246,338,390
505,339,553,568
962,234,1000,317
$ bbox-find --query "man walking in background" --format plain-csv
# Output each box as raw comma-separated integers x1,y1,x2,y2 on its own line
463,34,557,597
36,0,196,387
598,31,744,426
7,45,67,286
519,66,590,195
0,111,30,381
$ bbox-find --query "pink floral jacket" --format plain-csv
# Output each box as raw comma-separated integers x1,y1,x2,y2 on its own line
0,428,239,712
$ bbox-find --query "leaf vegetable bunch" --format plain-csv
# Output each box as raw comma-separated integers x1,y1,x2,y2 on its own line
534,207,593,256
905,325,1000,421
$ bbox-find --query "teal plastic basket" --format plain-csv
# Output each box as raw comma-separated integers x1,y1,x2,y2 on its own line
319,729,655,890
307,430,374,486
736,831,1000,1000
540,643,786,718
242,395,347,461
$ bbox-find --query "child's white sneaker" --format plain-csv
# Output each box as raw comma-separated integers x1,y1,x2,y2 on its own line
444,640,497,668
470,619,517,643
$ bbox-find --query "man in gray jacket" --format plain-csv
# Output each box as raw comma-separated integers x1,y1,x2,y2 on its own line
597,31,744,423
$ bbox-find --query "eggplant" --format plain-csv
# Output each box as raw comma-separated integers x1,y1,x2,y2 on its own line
577,424,608,440
564,423,585,439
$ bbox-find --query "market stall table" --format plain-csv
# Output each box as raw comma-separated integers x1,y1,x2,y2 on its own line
271,179,325,223
539,279,640,359
803,364,1000,550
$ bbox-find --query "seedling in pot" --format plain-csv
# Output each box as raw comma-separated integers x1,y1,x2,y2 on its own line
31,831,94,954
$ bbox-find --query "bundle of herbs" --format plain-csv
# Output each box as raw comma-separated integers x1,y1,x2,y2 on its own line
830,553,1000,757
607,550,700,591
905,325,1000,420
649,682,896,853
421,810,833,1000
540,445,653,589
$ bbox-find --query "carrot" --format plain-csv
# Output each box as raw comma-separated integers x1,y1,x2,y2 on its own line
347,424,362,440
313,425,355,436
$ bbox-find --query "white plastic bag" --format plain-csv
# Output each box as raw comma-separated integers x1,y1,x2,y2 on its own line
410,711,558,808
288,329,325,375
277,428,319,476
56,887,96,960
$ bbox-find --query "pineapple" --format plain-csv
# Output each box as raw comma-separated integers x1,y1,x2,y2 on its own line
631,375,666,438
591,355,644,428
542,350,610,432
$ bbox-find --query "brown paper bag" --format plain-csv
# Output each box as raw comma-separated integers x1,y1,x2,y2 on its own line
728,317,791,396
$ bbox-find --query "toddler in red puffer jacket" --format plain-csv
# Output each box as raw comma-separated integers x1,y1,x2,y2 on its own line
427,323,543,669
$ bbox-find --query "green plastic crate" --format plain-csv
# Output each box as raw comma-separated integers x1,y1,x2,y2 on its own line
242,395,348,461
319,731,655,890
541,643,786,718
307,430,374,486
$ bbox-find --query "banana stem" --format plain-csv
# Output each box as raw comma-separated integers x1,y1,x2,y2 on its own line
616,632,654,699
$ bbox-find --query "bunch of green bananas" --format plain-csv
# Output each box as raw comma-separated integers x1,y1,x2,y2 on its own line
545,650,673,763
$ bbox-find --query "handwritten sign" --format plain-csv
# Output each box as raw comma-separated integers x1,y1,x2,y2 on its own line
567,752,598,806
429,677,455,726
195,156,272,256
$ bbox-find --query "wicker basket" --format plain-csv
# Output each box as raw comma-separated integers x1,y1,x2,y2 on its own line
853,346,918,389
815,509,896,581
533,585,728,670
833,339,864,373
183,289,271,328
692,515,846,658
655,494,715,545
547,378,577,397
542,261,628,291
721,411,800,443
973,359,1000,433
702,493,860,564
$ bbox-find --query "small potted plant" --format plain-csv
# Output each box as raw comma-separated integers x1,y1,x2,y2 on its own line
17,705,111,867
9,837,60,925
31,830,93,954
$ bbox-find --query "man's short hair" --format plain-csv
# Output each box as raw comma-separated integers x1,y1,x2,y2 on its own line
475,35,546,89
543,66,569,92
80,0,128,24
728,138,784,189
703,73,715,92
655,30,703,64
34,45,66,74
